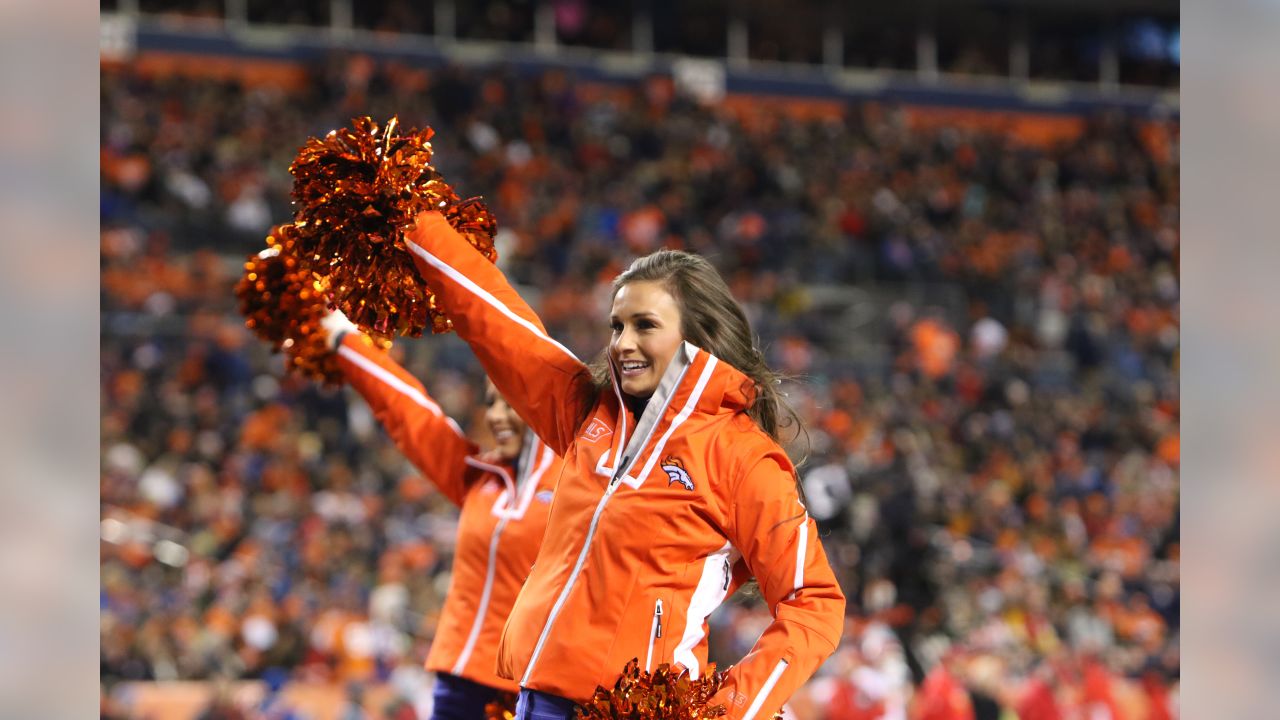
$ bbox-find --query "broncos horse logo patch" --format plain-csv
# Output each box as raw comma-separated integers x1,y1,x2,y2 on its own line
661,456,695,491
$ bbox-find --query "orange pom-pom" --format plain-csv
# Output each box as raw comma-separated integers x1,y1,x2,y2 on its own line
574,659,730,720
288,116,498,337
235,224,390,385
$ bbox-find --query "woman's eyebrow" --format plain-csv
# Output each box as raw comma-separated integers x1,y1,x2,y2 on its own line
611,311,660,322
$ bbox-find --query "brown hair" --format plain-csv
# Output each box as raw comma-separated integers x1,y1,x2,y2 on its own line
601,251,809,598
596,249,814,597
595,250,808,468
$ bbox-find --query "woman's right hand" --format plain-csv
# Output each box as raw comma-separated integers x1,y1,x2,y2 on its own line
320,308,360,352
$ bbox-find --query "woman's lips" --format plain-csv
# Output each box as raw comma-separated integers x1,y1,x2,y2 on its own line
619,360,649,376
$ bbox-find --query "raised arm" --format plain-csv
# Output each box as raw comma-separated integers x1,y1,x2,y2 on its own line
403,210,597,455
332,327,477,506
714,450,847,720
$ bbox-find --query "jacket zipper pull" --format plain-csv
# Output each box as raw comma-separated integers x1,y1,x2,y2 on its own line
609,455,632,489
645,599,665,671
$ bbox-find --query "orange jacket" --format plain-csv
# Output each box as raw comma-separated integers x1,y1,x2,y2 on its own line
404,211,846,718
335,333,561,691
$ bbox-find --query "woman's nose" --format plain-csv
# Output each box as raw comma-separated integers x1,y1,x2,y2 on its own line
613,327,637,352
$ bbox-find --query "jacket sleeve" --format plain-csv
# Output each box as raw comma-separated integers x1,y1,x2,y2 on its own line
335,333,477,506
403,211,597,456
713,449,847,720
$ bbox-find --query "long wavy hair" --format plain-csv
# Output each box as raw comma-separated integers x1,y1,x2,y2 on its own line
594,251,811,598
594,250,809,484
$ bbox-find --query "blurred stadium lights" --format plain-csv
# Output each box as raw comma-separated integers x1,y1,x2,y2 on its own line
102,0,1177,96
101,506,192,567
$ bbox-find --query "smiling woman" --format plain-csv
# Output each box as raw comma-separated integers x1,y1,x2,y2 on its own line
485,380,529,459
609,280,685,400
402,212,845,720
308,310,563,720
602,250,800,445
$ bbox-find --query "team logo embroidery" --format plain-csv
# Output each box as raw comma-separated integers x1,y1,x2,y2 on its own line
535,490,554,503
580,417,612,443
661,456,695,491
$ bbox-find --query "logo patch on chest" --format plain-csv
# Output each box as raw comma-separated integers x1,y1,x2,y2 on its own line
580,417,612,443
535,490,554,503
661,455,695,491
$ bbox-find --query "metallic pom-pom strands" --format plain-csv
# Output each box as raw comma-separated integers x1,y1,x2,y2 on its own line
235,224,388,385
573,660,732,720
288,116,497,338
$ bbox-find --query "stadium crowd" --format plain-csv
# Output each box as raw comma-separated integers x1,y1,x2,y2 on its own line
101,56,1178,719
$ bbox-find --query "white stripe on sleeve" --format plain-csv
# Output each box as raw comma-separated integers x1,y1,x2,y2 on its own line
338,344,465,438
741,659,790,720
792,513,809,595
405,240,581,363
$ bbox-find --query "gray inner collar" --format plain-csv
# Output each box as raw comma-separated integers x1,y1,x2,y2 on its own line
614,341,698,469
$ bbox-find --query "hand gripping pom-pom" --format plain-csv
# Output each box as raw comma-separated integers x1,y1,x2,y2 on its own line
574,659,731,720
288,116,498,337
235,224,391,385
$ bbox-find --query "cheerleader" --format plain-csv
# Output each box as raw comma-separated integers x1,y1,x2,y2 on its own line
398,212,846,720
321,312,565,720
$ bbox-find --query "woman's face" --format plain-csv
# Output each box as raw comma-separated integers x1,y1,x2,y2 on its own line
609,280,684,399
484,380,527,460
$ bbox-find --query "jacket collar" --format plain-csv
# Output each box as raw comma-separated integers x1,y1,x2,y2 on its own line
604,341,754,489
467,428,555,518
466,428,548,492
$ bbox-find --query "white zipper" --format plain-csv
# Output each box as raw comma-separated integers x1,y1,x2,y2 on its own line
520,454,633,685
454,439,536,675
451,516,507,674
518,344,699,685
644,599,664,671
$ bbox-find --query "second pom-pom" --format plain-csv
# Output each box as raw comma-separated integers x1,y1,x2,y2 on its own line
235,224,389,385
574,660,730,720
288,116,498,338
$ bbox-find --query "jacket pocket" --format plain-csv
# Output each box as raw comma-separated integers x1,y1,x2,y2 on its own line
644,597,666,672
